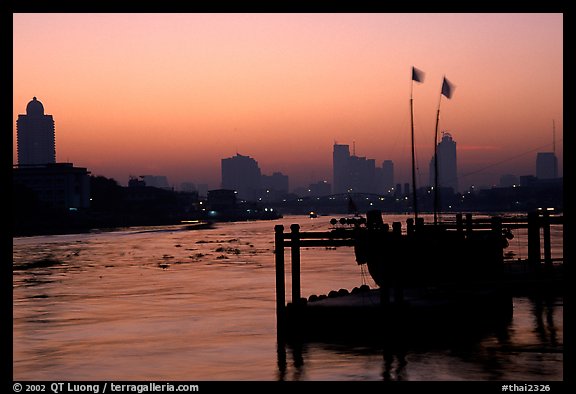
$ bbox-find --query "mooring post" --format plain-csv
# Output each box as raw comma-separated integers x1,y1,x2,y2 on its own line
406,218,414,236
415,217,424,232
527,212,541,272
290,224,301,305
491,216,503,264
391,221,403,304
491,216,502,235
542,210,552,271
456,213,463,233
274,224,285,340
392,222,402,236
466,213,473,236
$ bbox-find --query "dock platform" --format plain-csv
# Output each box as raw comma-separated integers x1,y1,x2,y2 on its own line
274,212,563,343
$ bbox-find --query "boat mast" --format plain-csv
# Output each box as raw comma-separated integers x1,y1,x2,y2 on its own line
433,75,454,226
410,79,419,220
433,95,441,226
410,66,424,221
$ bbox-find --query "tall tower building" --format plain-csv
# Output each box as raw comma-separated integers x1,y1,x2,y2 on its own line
382,160,394,192
333,144,351,194
429,132,458,193
221,153,262,201
536,152,558,179
17,97,56,165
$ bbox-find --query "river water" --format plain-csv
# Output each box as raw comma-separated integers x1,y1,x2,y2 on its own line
12,214,563,381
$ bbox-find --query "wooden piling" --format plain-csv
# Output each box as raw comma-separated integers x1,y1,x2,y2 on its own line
527,212,541,272
274,224,285,340
406,218,414,236
416,217,424,231
542,210,552,271
392,221,404,304
456,213,463,233
491,216,502,235
392,221,402,236
466,213,473,236
290,224,301,305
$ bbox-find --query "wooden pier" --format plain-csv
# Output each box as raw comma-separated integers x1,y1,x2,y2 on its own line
274,211,563,342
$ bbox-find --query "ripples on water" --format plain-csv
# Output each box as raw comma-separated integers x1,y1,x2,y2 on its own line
13,214,563,381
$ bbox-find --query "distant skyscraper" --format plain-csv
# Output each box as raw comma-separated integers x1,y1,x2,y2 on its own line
221,153,262,201
536,152,558,179
17,97,56,165
348,155,376,193
382,160,394,192
333,143,381,194
333,144,351,194
429,132,458,193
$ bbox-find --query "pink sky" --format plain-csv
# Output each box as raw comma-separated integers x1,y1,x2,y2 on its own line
13,13,563,191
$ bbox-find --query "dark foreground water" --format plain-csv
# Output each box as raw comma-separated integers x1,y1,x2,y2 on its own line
13,214,563,381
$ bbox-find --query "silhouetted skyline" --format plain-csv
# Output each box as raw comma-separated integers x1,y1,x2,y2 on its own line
13,14,563,190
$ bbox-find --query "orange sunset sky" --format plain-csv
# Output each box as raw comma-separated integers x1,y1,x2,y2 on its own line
13,13,563,191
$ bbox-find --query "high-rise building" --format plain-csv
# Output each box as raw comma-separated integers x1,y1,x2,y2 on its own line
348,155,376,193
429,132,458,193
333,144,351,194
381,160,394,192
221,153,262,201
17,97,56,165
333,143,385,194
536,152,558,179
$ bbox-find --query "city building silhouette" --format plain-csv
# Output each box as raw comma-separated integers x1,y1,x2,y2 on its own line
141,175,171,189
17,97,56,165
536,152,558,179
333,144,351,194
13,163,91,210
261,172,289,194
221,153,262,201
332,143,393,195
429,132,459,193
381,160,394,193
14,97,91,211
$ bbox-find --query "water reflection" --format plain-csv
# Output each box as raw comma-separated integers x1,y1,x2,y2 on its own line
277,296,562,381
531,295,560,347
382,348,407,381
